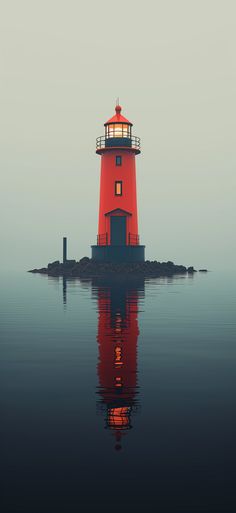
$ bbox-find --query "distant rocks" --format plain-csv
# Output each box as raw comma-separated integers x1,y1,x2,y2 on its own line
187,266,195,273
29,257,198,278
29,267,48,274
199,269,208,272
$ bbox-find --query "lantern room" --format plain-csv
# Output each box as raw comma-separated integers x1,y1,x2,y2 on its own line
96,104,140,153
105,104,132,141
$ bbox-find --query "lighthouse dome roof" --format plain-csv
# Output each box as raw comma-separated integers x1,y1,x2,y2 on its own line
104,104,133,126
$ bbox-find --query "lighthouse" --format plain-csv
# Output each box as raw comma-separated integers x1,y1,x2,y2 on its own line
91,103,145,262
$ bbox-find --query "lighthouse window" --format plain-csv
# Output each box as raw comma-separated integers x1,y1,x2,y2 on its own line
115,181,122,196
108,125,114,137
114,124,123,137
116,156,122,166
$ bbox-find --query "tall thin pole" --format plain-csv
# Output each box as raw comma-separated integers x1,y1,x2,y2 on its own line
63,237,67,264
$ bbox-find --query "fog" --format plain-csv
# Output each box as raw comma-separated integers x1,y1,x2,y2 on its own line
1,0,235,271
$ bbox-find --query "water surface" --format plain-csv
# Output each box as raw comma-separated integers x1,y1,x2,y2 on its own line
1,271,236,512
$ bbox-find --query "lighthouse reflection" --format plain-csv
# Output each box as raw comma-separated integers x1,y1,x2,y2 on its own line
92,278,144,450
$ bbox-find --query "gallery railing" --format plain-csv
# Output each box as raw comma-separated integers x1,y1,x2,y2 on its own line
97,233,140,246
96,135,141,152
97,233,108,246
128,233,140,245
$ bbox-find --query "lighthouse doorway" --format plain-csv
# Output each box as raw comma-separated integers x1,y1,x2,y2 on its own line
110,216,126,246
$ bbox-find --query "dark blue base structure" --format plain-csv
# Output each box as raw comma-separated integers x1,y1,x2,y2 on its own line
91,245,145,263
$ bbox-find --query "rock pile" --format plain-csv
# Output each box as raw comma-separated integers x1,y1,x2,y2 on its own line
29,257,196,278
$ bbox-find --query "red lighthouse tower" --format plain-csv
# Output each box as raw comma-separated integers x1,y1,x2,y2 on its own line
92,103,145,262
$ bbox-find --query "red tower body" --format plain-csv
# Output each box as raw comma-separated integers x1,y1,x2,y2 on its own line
91,104,145,262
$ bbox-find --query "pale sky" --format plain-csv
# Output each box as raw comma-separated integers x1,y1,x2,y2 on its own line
1,0,235,270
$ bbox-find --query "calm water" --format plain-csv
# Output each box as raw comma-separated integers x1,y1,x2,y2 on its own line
1,270,236,512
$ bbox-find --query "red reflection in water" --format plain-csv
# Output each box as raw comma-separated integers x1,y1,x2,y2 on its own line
94,281,143,449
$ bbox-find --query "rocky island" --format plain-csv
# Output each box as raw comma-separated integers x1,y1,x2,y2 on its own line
29,257,197,278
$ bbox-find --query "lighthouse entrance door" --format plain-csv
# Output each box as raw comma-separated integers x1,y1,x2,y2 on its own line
110,216,126,246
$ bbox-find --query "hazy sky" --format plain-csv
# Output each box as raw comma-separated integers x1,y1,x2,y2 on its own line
1,0,235,271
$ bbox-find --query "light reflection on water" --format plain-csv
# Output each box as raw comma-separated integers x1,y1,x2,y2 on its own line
93,278,144,451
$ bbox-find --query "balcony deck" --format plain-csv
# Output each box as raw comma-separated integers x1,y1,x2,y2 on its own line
96,135,141,154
